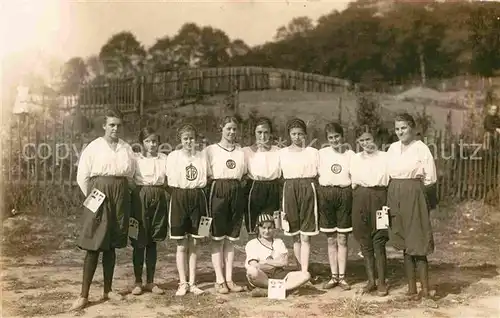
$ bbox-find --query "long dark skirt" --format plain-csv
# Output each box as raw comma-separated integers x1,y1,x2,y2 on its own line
77,176,131,251
352,186,388,248
387,179,434,256
130,185,169,248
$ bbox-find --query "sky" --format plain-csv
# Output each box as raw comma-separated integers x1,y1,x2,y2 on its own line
1,0,351,62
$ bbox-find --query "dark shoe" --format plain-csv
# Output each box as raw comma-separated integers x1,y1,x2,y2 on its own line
69,297,88,311
374,244,388,297
338,275,351,291
226,281,244,293
322,276,338,289
362,252,377,294
404,253,417,296
131,283,143,295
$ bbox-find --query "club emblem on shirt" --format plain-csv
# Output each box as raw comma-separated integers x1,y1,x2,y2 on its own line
226,159,236,169
331,164,342,174
185,164,198,181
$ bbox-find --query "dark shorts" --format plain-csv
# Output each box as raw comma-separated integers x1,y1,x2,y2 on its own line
77,176,130,251
209,179,244,241
169,187,208,239
131,185,169,248
245,179,281,234
282,178,318,236
318,185,353,233
352,186,388,248
248,267,291,287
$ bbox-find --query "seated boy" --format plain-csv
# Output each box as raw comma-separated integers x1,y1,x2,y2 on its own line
245,214,311,297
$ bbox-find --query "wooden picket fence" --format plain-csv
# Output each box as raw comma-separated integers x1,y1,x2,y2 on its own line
3,112,500,208
58,67,351,116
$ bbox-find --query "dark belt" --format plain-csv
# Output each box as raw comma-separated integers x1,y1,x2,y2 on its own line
320,184,351,189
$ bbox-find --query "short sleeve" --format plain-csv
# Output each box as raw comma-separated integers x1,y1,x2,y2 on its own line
274,239,288,255
244,240,259,269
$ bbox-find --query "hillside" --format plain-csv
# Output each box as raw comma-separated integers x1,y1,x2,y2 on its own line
173,90,468,135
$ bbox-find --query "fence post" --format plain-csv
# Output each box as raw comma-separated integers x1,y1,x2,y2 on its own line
337,96,343,125
139,75,145,116
498,155,500,207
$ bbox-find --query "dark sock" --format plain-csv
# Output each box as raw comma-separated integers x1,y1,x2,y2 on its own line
133,247,145,284
374,243,388,295
361,245,376,292
81,251,99,298
414,255,429,296
146,243,157,284
102,249,116,293
403,251,417,295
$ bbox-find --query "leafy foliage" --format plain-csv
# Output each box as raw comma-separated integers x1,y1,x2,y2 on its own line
57,1,500,98
355,94,382,135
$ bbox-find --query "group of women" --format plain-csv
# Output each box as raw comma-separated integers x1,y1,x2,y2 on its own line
71,107,437,310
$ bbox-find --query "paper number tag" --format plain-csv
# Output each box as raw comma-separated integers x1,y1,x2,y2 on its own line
268,279,286,300
280,212,290,232
129,218,139,240
376,207,390,230
83,188,106,213
198,216,213,237
273,211,282,230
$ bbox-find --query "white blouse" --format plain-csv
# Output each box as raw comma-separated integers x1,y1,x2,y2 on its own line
243,145,281,181
133,152,168,186
244,238,288,270
206,144,246,180
76,137,135,196
166,149,208,189
350,151,389,187
318,147,354,187
279,146,319,179
386,140,437,186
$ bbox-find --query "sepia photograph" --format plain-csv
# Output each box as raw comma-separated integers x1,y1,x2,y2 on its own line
1,0,500,317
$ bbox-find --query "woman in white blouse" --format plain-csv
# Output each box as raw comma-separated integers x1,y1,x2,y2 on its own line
278,118,319,275
72,108,135,310
386,113,437,300
205,116,247,294
130,127,169,296
166,124,208,297
242,117,281,237
351,131,389,296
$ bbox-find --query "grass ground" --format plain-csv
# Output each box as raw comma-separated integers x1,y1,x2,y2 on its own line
1,201,499,318
174,90,468,135
1,89,492,317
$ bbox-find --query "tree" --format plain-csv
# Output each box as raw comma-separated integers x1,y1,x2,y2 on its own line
99,31,146,77
274,16,314,41
86,55,105,80
313,7,385,81
228,39,250,57
198,27,231,67
148,36,178,71
60,57,88,95
468,2,500,76
356,94,382,135
381,2,445,85
171,23,203,67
